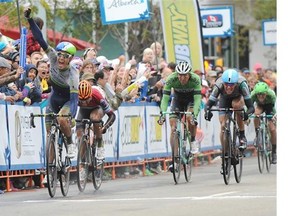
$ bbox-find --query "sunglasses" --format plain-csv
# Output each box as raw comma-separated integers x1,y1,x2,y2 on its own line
257,93,266,96
224,83,236,87
57,52,71,59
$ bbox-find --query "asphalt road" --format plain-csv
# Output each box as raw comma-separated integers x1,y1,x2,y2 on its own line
0,156,277,216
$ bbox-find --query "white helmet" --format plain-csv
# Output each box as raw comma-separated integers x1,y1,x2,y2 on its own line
175,61,191,74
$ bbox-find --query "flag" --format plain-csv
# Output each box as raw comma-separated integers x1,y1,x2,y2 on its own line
19,27,27,79
160,0,204,72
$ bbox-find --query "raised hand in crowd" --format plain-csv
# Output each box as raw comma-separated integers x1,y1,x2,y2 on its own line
15,66,24,79
24,7,32,19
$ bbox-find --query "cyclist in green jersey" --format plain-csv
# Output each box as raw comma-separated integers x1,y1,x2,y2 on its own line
158,61,202,159
251,82,277,164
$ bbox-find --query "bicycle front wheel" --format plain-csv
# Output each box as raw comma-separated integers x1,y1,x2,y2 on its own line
233,146,243,183
222,130,232,185
172,132,181,184
265,132,272,173
60,141,71,196
92,148,104,190
183,136,193,182
256,130,265,174
46,133,57,198
77,136,90,192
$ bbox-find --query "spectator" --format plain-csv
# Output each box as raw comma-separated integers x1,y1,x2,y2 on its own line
30,51,43,66
150,41,167,72
83,47,97,60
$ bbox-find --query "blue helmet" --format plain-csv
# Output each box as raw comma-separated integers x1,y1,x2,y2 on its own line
55,41,76,55
222,69,239,84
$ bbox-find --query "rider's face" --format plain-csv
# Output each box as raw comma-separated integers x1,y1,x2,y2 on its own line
224,83,236,94
178,74,190,85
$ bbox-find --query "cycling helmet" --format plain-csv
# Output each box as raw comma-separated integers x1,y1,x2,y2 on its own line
175,61,191,74
78,80,92,100
222,69,239,84
56,42,76,55
254,82,269,94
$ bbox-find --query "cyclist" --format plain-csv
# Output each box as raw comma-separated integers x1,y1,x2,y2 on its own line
204,69,255,152
158,61,202,164
250,82,277,164
77,80,116,159
24,8,79,158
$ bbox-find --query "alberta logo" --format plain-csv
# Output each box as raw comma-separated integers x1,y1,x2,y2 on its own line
202,14,223,28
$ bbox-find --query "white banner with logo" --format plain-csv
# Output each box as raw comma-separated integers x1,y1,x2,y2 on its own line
99,0,150,25
118,104,146,160
200,6,234,38
145,105,167,157
262,20,277,46
7,104,44,170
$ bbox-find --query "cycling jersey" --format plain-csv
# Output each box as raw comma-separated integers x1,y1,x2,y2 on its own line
160,71,202,117
206,75,254,115
77,87,115,130
251,87,276,114
27,17,79,118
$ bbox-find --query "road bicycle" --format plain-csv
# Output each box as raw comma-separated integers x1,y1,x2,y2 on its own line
75,119,104,192
209,108,244,185
250,113,274,173
30,113,72,197
159,110,195,184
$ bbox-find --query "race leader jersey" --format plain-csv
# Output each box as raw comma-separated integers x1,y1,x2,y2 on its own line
160,71,202,117
78,86,113,115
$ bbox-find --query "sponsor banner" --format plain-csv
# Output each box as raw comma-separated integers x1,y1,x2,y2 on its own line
0,102,9,171
200,6,233,38
99,0,150,25
7,104,44,170
262,20,276,46
160,0,204,72
102,111,119,162
145,105,167,156
118,104,146,160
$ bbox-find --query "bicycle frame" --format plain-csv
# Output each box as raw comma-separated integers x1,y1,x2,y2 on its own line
76,118,104,191
251,113,273,173
210,108,244,185
30,113,72,197
162,110,194,184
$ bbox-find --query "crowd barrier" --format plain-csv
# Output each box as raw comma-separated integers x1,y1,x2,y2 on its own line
0,100,256,191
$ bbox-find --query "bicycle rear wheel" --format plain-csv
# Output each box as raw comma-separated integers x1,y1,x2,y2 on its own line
92,148,104,190
265,132,272,173
222,130,232,185
183,136,193,182
60,141,71,196
172,132,181,184
233,146,243,183
257,130,265,174
77,136,90,192
46,134,57,198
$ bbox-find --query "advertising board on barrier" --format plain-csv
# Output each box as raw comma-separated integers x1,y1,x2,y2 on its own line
118,104,146,160
7,104,44,170
0,102,9,171
145,105,167,157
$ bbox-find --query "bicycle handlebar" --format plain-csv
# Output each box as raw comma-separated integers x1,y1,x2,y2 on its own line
75,119,102,124
209,108,244,112
249,114,274,119
30,113,72,128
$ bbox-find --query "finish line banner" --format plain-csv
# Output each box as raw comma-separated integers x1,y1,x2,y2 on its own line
160,0,204,72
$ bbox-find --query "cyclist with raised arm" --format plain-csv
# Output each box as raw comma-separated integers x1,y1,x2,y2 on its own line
77,80,116,159
158,61,202,170
24,8,78,158
204,69,255,152
251,82,277,164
